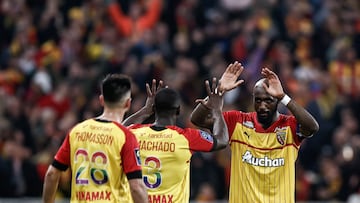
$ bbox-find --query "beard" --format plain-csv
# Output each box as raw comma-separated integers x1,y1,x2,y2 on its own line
257,111,274,127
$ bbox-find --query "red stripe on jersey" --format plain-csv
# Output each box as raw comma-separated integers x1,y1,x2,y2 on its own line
231,139,299,150
113,122,142,174
224,111,301,145
54,133,71,166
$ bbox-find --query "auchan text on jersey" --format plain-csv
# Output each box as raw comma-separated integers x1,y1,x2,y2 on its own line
242,151,285,167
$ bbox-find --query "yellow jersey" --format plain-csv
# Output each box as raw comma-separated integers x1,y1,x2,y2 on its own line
224,111,301,203
54,118,142,203
129,124,215,203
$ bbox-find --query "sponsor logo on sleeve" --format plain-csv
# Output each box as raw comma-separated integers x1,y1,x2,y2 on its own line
199,130,213,143
134,148,141,165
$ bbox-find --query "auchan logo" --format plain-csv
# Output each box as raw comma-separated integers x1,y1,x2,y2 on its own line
242,151,285,167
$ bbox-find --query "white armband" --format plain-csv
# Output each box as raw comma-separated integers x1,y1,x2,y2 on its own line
280,94,291,106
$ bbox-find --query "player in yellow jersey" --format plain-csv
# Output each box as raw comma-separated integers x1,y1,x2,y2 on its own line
42,74,148,203
124,78,229,203
190,62,319,203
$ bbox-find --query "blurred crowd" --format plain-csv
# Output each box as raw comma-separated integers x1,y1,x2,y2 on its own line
0,0,360,202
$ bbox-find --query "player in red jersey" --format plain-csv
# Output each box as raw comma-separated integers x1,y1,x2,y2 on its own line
42,74,148,203
190,62,319,203
124,78,229,203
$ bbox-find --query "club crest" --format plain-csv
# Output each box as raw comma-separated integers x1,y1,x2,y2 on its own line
276,131,286,145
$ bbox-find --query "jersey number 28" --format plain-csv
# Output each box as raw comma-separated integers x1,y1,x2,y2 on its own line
74,149,109,185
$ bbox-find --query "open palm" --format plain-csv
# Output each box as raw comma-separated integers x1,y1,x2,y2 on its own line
261,68,284,99
219,61,244,92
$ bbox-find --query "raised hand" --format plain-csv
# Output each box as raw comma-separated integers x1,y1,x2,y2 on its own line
144,79,165,110
196,78,224,110
122,79,164,126
261,68,285,99
219,61,245,92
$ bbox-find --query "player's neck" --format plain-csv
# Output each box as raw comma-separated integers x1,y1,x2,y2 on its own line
259,111,280,129
97,109,126,123
153,117,176,127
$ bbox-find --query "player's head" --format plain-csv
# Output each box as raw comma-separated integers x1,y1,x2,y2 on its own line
253,78,279,125
100,74,132,110
154,88,181,116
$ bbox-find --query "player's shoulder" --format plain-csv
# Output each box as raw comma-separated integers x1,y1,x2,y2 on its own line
276,113,297,128
279,113,296,122
165,125,184,132
224,110,253,120
128,123,151,130
223,110,249,116
71,118,93,130
166,125,197,136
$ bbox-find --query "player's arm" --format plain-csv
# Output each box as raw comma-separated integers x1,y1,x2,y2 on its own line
123,79,164,126
121,129,148,202
286,98,319,137
196,78,229,150
190,61,244,129
190,98,214,129
43,159,69,203
128,178,148,203
43,134,70,203
42,165,62,203
261,68,319,137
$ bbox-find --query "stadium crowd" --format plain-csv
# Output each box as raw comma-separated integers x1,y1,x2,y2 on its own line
0,0,360,202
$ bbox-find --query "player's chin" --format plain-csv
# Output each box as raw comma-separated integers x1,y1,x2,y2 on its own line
257,113,270,123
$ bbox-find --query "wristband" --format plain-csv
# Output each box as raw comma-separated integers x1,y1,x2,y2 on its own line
280,94,291,106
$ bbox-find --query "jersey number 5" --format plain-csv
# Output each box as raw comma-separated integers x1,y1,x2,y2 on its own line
74,149,109,185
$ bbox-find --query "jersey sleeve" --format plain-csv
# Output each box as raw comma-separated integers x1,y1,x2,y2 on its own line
182,128,214,152
287,115,302,146
120,127,142,178
54,133,71,169
223,110,243,139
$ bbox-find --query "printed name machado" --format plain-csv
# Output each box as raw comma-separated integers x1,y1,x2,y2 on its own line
139,140,176,152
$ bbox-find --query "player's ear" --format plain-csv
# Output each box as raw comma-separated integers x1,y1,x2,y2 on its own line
99,95,105,106
124,98,131,109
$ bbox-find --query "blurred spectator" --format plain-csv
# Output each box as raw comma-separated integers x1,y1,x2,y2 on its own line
0,0,359,201
190,152,226,200
106,0,162,43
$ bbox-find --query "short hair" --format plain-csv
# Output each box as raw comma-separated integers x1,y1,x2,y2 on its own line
254,78,267,89
154,88,180,113
101,74,131,104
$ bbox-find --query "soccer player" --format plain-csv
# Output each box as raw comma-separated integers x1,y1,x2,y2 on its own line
42,74,148,203
190,62,319,203
125,78,229,203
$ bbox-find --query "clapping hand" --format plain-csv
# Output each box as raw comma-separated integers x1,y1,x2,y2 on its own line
261,68,285,99
219,61,245,93
196,78,224,111
144,79,165,112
